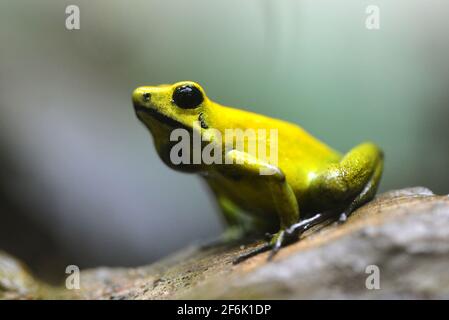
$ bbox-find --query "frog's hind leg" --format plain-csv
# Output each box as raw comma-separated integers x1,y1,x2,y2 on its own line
310,142,384,222
243,143,384,262
232,144,383,263
338,150,383,222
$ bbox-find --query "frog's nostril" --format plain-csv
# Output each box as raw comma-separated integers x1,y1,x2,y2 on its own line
142,92,151,102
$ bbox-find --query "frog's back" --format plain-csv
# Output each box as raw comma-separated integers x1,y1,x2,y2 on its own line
208,104,340,159
207,104,342,193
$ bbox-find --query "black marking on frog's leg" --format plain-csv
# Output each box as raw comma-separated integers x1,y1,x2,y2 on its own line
338,175,376,224
198,112,208,129
232,242,272,264
285,211,335,238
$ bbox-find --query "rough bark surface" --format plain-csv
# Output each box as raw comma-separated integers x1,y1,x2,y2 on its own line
1,187,449,299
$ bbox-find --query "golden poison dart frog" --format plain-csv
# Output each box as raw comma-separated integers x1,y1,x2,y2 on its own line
132,81,383,263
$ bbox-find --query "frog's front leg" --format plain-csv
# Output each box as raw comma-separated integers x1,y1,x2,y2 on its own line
219,150,300,264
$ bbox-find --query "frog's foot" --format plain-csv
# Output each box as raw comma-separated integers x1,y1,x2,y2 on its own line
233,212,339,264
266,230,293,261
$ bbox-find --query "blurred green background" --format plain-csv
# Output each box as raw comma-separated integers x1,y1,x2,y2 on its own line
0,0,448,281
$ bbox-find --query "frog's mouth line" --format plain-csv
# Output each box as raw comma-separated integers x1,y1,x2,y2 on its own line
134,104,189,130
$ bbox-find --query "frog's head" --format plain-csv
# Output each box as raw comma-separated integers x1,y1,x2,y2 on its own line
132,81,210,171
132,81,208,132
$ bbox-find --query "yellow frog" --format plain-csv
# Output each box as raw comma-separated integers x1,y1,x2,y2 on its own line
132,81,383,263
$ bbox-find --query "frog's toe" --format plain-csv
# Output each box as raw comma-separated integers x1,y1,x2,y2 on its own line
267,230,287,261
338,212,348,224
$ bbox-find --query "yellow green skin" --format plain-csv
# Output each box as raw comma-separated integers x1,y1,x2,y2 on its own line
132,81,384,261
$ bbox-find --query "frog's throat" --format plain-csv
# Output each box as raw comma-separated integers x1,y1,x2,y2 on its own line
134,105,190,131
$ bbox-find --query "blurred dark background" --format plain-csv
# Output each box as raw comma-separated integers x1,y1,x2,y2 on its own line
0,0,448,282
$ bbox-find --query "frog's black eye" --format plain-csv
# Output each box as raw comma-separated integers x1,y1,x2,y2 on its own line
172,85,203,109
